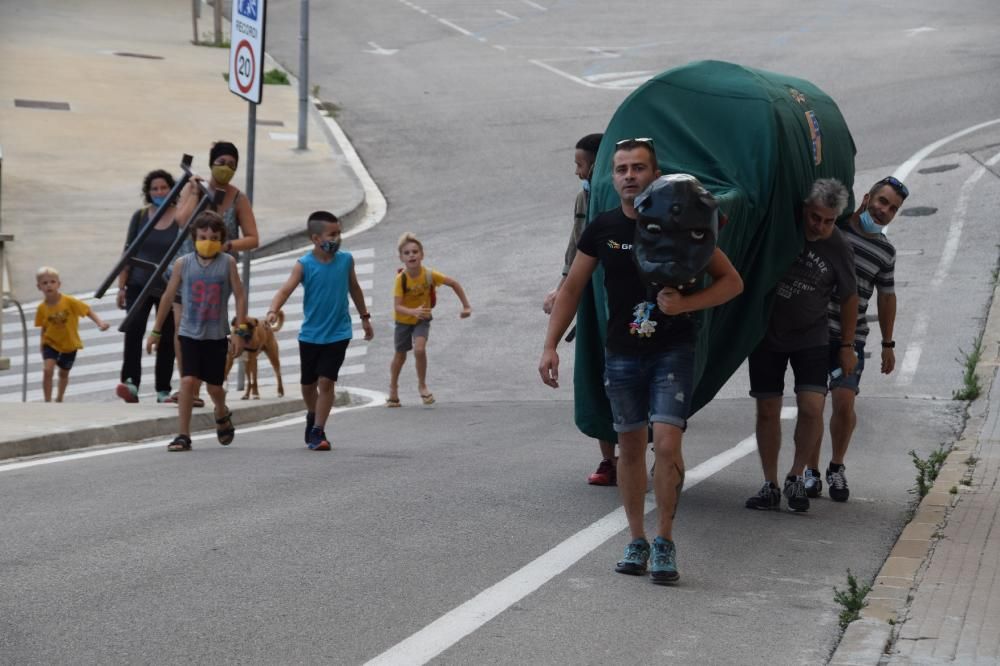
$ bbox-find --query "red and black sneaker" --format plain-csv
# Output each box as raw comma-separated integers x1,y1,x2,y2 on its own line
588,457,617,486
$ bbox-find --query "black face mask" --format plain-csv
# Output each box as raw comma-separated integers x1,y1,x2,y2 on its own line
632,174,719,289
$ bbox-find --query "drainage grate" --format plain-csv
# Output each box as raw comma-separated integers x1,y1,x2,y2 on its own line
14,99,70,111
257,119,285,127
900,206,938,217
918,164,959,174
112,51,165,60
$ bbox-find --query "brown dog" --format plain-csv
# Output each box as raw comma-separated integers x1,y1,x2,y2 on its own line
225,311,285,399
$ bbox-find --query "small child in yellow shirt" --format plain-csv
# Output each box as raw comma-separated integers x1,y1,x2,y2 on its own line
387,232,471,407
34,266,110,402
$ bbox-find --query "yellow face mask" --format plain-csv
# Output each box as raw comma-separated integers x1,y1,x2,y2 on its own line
195,239,223,257
211,165,236,186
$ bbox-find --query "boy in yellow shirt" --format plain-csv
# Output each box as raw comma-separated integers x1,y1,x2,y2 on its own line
34,266,110,402
387,232,471,407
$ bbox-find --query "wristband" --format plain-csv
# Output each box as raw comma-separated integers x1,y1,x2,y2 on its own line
360,313,371,320
150,330,161,338
840,342,854,348
882,340,895,348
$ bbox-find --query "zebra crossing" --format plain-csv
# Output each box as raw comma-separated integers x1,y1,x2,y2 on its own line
0,247,376,403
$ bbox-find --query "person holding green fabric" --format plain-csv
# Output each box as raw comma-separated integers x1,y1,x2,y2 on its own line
745,178,858,513
542,133,619,487
804,176,908,502
539,139,743,584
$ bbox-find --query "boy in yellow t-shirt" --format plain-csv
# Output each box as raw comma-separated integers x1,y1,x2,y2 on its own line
387,232,471,407
34,266,110,402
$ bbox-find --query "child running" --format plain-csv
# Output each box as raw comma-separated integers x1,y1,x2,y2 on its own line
267,211,374,451
34,266,111,402
387,232,471,407
146,211,247,452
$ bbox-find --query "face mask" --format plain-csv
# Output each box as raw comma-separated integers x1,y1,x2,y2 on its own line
581,179,591,193
320,239,341,255
211,165,236,186
195,239,223,257
859,209,886,235
150,195,167,207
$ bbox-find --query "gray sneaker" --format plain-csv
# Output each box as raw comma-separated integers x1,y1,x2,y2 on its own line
783,476,810,512
827,464,850,502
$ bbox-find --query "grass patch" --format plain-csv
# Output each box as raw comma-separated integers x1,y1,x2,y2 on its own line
834,570,871,628
953,337,983,401
263,69,290,85
222,69,291,85
910,445,950,497
317,100,341,117
193,32,230,48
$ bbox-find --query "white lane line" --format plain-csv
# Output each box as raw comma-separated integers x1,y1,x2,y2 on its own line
528,59,608,90
519,0,547,10
364,412,796,666
495,9,519,20
893,118,1000,182
897,149,1000,385
0,387,387,472
583,70,651,82
437,18,473,37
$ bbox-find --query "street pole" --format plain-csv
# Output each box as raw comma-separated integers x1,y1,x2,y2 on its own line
297,0,309,150
213,0,223,46
237,102,257,391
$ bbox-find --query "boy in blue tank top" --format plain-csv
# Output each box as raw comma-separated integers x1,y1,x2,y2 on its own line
267,211,374,450
147,211,248,452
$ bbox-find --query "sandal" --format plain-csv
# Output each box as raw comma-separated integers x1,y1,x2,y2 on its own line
420,393,435,405
216,410,235,446
192,397,206,408
167,434,192,452
385,397,401,408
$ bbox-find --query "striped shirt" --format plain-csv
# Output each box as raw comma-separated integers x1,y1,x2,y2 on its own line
827,222,895,343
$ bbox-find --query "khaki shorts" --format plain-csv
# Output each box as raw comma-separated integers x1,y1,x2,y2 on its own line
394,320,431,353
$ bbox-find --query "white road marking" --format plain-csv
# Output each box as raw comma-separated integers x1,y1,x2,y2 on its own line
897,149,1000,385
365,42,399,56
364,413,796,666
528,59,608,90
519,0,547,10
495,9,519,21
905,27,937,36
0,387,387,472
437,18,473,37
893,118,1000,182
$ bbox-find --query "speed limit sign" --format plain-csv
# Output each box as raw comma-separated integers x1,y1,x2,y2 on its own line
228,0,266,103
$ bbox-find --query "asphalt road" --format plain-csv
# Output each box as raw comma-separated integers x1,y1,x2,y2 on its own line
4,1,1000,663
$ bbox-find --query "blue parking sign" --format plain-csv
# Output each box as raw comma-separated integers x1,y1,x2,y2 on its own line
238,0,258,21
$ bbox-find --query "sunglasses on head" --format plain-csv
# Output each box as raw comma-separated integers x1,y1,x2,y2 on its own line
877,176,909,200
615,137,654,148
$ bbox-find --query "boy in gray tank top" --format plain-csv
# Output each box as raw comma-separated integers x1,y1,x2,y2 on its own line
147,212,248,452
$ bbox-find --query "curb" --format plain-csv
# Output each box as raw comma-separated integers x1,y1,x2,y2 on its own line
829,280,1000,665
0,390,366,461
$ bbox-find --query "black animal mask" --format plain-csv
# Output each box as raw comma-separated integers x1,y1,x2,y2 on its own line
632,174,719,289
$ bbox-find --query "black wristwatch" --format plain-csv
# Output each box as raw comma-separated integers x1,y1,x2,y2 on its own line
360,313,371,320
882,340,896,348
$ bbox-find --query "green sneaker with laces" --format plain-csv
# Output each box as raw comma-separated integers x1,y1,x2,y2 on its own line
156,390,172,403
115,379,139,403
650,536,679,585
614,538,650,575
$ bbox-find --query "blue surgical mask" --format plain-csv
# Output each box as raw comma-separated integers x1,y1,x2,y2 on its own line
321,239,340,254
151,195,167,207
581,179,591,193
859,210,886,235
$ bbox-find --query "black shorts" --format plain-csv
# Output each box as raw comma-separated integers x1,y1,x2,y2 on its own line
299,339,350,384
748,342,828,398
42,345,77,370
179,336,229,386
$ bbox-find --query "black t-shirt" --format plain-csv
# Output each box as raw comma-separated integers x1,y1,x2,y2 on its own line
577,207,696,354
125,207,179,287
765,227,856,351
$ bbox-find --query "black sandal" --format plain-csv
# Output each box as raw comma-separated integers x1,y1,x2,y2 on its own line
167,434,192,452
216,410,235,446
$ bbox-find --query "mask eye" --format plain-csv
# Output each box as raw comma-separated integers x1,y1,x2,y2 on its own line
690,230,705,240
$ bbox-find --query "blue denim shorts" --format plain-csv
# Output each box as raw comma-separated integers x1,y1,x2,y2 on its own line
603,345,695,433
828,339,865,394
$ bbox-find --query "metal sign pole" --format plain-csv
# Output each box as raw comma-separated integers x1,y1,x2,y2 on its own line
297,0,309,150
237,102,257,391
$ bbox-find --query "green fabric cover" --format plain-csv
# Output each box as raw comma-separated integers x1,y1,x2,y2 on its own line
575,60,856,441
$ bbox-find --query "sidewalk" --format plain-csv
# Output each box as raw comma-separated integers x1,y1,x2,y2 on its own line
0,0,371,459
830,282,1000,665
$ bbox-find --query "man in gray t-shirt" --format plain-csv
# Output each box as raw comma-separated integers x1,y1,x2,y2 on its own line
745,178,859,513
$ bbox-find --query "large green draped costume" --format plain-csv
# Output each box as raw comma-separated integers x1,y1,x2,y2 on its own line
574,60,857,442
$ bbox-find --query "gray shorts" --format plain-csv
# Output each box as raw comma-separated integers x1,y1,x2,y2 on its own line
394,320,431,353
